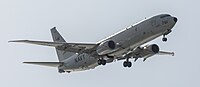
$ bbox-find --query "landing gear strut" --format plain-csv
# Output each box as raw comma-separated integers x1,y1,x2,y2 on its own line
162,29,172,42
123,58,132,68
97,58,106,65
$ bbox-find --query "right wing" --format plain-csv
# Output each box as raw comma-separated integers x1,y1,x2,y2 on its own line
118,45,174,61
158,51,174,56
23,62,63,67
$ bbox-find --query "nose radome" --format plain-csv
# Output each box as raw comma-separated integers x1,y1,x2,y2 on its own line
174,17,177,22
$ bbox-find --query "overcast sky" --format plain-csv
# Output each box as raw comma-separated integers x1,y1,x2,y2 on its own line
1,0,200,87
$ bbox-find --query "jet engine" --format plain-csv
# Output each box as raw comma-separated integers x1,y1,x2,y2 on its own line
138,44,160,58
144,44,159,53
138,44,160,61
125,44,159,58
96,40,117,55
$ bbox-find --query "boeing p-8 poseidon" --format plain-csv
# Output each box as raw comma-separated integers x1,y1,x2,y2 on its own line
9,14,178,73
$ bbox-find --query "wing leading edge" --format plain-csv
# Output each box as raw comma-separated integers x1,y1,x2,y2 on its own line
9,40,97,53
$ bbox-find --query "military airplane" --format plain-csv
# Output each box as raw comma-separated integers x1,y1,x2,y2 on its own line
9,14,177,73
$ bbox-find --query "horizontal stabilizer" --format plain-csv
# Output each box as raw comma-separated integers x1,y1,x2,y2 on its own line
23,62,63,67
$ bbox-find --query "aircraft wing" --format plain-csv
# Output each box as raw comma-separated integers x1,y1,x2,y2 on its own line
23,62,63,67
9,40,64,47
9,40,97,53
118,44,175,61
158,51,174,56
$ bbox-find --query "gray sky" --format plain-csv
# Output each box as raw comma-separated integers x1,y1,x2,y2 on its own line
1,0,199,87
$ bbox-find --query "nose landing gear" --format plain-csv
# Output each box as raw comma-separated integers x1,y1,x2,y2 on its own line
162,35,167,42
162,29,172,42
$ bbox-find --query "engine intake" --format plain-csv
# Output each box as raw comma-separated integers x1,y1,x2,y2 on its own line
140,44,159,58
108,40,116,49
150,44,159,53
96,40,117,55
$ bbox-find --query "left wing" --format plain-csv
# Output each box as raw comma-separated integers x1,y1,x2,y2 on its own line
9,40,97,53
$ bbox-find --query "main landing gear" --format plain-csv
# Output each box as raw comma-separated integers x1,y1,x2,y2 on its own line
123,58,132,68
97,55,114,66
98,58,106,65
58,69,71,73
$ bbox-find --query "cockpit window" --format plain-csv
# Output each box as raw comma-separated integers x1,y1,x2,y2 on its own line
160,15,170,18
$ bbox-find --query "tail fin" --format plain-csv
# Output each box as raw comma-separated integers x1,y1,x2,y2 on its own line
51,27,75,61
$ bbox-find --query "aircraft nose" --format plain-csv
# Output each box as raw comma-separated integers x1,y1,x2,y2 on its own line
173,17,177,22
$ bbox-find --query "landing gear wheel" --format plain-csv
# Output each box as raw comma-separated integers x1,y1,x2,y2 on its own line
97,60,102,65
162,37,167,42
162,34,167,42
123,61,128,67
123,61,132,68
97,59,106,65
101,60,106,65
58,69,65,73
127,62,132,68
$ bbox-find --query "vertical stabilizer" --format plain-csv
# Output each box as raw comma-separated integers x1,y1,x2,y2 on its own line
51,27,75,61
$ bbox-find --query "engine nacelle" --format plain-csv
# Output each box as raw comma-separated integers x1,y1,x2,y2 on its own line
125,44,159,58
96,40,116,55
139,44,159,58
145,44,159,53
